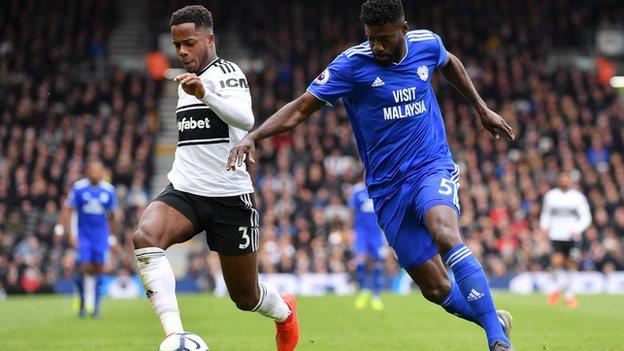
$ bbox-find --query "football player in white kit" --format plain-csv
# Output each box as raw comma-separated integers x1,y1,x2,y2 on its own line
131,6,299,350
539,171,592,308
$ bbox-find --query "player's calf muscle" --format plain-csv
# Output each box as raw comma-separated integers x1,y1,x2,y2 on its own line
229,289,260,311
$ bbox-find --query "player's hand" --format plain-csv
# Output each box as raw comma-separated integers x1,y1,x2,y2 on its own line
479,108,515,140
227,135,256,171
174,73,206,100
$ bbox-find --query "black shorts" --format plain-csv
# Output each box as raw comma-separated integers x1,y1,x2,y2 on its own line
551,240,575,258
153,184,259,255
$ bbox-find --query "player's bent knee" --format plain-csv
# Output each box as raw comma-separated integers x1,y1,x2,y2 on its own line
132,226,162,249
421,280,451,304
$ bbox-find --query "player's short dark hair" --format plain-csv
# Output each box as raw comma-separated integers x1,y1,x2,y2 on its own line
360,0,405,25
170,5,213,30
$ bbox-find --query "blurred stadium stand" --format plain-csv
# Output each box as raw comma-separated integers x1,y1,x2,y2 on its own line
1,0,624,296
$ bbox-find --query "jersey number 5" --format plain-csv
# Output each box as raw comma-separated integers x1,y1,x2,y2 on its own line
438,178,454,195
438,178,460,208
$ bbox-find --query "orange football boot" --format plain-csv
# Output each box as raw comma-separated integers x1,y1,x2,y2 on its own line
547,291,561,306
276,294,299,351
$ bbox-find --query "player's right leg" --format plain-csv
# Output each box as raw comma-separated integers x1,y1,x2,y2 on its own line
132,196,199,336
353,239,372,309
368,239,385,311
74,237,91,317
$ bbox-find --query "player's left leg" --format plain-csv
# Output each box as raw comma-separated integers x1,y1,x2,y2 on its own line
208,193,297,351
563,252,579,308
425,205,511,349
90,256,107,317
412,166,511,349
217,251,297,351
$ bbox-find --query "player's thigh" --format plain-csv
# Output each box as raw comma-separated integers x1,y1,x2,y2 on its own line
76,236,93,268
89,245,108,274
134,200,198,249
414,164,461,221
390,213,438,270
415,166,463,254
550,241,570,266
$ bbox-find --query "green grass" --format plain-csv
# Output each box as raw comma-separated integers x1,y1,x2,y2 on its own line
1,293,623,350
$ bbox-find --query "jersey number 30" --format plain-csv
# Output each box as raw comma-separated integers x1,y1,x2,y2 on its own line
239,226,250,249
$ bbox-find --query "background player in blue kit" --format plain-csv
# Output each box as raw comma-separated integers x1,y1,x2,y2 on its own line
57,161,119,318
228,0,515,349
350,179,386,311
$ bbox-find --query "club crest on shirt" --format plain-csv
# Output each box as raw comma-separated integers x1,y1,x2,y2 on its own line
99,192,110,203
417,65,429,81
314,69,330,84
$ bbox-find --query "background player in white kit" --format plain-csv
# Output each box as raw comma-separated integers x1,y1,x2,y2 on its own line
131,6,299,350
539,171,592,308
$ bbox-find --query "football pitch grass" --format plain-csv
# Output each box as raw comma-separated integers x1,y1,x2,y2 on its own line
1,293,623,350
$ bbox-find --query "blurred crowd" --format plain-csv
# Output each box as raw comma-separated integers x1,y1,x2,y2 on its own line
2,0,624,295
0,0,159,294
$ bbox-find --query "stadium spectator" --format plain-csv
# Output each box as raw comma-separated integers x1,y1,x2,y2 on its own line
0,0,159,294
2,0,624,295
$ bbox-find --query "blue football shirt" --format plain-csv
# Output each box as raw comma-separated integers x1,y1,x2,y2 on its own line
308,30,455,198
67,178,117,239
349,183,381,237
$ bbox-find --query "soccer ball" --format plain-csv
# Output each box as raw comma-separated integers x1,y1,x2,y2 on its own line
158,332,210,351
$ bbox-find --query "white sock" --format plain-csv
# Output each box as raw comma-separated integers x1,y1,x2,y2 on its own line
135,247,184,335
252,281,290,323
564,271,575,300
553,269,567,293
85,275,95,311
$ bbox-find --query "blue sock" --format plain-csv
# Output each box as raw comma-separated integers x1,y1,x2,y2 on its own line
441,276,479,325
74,274,85,311
371,263,384,297
444,243,510,347
94,274,104,314
356,261,369,290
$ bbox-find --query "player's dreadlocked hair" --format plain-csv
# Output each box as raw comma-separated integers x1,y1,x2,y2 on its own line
360,0,405,25
170,5,213,29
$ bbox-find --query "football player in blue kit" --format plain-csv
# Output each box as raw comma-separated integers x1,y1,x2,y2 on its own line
228,0,515,349
350,180,386,311
57,161,119,318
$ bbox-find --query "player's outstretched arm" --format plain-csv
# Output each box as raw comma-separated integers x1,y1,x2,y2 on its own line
440,52,515,140
226,92,325,170
174,73,254,130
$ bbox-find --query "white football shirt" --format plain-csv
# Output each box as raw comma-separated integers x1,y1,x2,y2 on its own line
167,58,254,197
539,188,592,241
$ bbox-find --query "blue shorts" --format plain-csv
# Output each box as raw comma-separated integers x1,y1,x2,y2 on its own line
373,164,460,269
354,228,385,260
77,236,109,265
